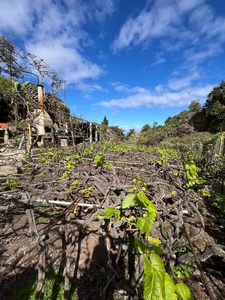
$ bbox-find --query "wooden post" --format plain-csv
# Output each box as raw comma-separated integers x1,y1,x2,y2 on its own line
95,126,98,142
69,116,76,152
90,122,92,143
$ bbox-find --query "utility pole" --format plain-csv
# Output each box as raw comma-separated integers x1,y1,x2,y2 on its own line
40,59,45,104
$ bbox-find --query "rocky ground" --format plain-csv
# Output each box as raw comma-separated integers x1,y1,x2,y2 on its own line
0,145,225,300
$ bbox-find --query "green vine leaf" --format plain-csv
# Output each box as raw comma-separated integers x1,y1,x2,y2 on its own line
137,191,157,220
134,238,149,255
164,273,177,300
175,282,194,300
137,216,153,234
144,253,165,300
98,212,106,220
60,171,72,179
98,207,120,221
122,193,136,208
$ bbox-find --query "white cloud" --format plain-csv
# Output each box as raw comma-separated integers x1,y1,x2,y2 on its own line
111,0,202,52
154,58,166,65
120,125,142,133
97,83,214,109
168,71,200,90
76,82,108,93
26,40,103,84
92,0,117,22
176,0,204,13
0,0,117,89
183,44,223,65
112,0,225,63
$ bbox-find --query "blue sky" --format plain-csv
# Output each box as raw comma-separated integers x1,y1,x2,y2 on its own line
0,0,225,132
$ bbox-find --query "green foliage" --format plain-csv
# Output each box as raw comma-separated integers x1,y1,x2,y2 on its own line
101,116,109,133
143,253,194,300
65,161,76,169
60,171,72,179
143,253,165,300
141,124,151,133
152,121,159,128
203,80,225,130
83,144,96,157
184,160,211,197
2,179,19,189
11,266,78,300
21,163,32,174
188,100,201,113
212,194,225,228
156,147,179,165
184,161,204,187
98,207,121,221
69,179,80,189
156,148,170,165
80,185,95,196
126,128,135,139
175,283,194,300
109,126,125,139
101,116,109,127
204,80,225,111
98,177,193,299
38,149,67,164
94,154,112,169
197,188,211,197
164,117,172,125
12,80,30,93
0,75,13,93
173,261,194,279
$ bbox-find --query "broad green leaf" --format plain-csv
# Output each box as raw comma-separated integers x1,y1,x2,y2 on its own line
195,179,204,184
145,236,161,245
164,273,177,300
60,171,71,178
175,282,194,300
137,191,157,219
135,236,162,255
137,217,153,234
143,253,165,300
134,238,149,254
122,194,136,208
98,212,106,220
105,207,120,220
121,215,136,225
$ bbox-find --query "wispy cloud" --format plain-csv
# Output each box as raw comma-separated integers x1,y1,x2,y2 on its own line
98,83,214,109
0,0,117,89
111,0,225,88
151,52,166,66
168,70,200,91
120,125,142,133
75,82,108,93
111,0,223,54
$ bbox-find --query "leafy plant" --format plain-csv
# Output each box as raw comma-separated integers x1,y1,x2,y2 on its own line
65,161,76,169
70,179,80,189
60,171,72,179
173,261,194,279
2,179,19,189
94,154,112,169
98,177,194,299
184,161,204,188
11,266,78,300
80,185,95,196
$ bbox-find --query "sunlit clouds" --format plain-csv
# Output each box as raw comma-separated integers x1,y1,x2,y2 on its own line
0,0,225,128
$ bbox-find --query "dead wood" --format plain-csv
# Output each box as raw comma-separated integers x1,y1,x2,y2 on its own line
0,148,225,299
